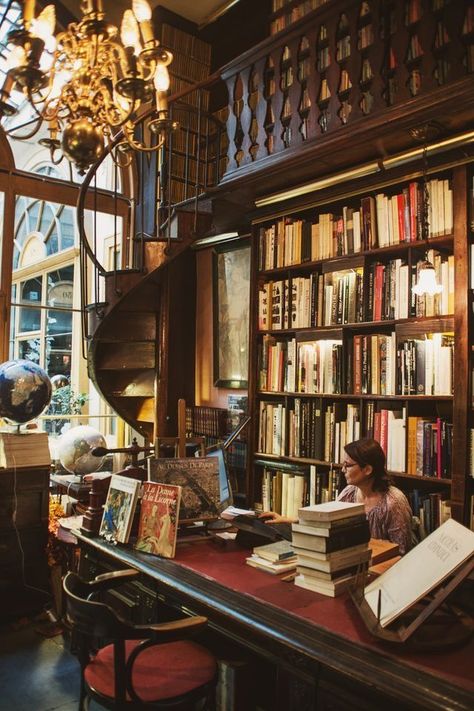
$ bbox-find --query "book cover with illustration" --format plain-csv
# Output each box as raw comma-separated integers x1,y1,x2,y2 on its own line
99,474,141,544
148,457,220,523
135,482,181,558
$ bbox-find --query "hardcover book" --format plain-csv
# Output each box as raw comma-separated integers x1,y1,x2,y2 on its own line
298,501,365,522
253,540,296,562
135,482,181,558
99,474,141,544
148,457,220,523
291,521,370,553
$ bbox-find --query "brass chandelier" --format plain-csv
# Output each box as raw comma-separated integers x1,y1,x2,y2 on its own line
0,0,178,173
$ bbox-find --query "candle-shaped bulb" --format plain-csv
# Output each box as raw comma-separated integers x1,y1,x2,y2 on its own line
154,63,170,92
31,4,56,42
132,0,154,44
132,0,152,21
6,45,26,70
121,9,140,52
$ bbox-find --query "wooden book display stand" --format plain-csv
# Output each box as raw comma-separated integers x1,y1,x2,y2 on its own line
350,556,474,650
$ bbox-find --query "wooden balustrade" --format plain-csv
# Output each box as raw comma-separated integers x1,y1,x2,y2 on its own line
220,0,473,179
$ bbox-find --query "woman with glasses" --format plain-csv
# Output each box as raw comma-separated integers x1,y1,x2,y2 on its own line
260,438,413,554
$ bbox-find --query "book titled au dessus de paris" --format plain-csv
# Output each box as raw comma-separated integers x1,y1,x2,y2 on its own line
364,518,474,628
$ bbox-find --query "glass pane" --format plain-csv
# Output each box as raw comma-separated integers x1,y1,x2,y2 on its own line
46,309,72,377
59,207,75,250
46,309,72,336
19,306,41,332
20,277,42,304
46,226,59,256
47,266,74,307
18,338,41,363
39,203,53,236
27,200,41,233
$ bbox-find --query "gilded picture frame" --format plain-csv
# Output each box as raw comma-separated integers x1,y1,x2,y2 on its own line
213,242,250,388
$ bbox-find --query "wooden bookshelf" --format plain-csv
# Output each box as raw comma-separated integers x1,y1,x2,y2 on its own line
247,162,472,534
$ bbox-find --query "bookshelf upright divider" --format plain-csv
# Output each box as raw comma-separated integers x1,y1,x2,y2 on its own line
247,163,471,531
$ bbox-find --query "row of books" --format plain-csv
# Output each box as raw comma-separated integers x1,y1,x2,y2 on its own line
407,417,453,479
259,335,343,394
397,333,454,396
258,179,453,270
258,398,453,477
270,0,327,35
185,405,228,439
258,253,454,331
407,490,451,536
258,330,454,396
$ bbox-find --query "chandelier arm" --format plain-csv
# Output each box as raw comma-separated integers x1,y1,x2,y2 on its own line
122,124,166,153
110,144,134,169
4,114,44,140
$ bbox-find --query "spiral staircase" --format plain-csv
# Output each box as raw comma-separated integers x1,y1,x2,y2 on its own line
80,100,218,442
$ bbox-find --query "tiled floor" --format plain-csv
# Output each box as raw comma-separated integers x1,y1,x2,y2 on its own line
0,614,101,711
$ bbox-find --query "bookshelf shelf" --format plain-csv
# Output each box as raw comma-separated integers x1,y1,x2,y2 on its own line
248,161,470,533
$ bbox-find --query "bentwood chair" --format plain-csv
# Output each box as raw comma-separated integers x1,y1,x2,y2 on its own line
63,569,217,710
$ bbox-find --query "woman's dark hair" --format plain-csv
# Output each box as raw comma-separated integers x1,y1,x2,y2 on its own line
344,438,391,493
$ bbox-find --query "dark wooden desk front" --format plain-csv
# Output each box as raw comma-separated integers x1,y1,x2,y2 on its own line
75,532,474,711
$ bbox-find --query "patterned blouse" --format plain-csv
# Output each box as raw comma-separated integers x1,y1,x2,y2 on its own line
337,485,413,555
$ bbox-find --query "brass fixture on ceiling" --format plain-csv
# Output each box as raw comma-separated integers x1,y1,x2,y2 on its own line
0,0,178,173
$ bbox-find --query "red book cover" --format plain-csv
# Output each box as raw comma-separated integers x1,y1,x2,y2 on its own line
397,193,406,243
373,411,381,444
135,482,181,558
408,182,418,242
436,417,442,479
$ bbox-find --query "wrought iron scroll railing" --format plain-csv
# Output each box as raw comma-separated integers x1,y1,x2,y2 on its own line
78,74,228,347
220,0,473,175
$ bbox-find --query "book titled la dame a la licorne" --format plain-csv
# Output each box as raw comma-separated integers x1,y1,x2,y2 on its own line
135,481,181,558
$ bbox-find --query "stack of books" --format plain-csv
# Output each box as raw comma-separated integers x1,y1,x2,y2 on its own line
292,501,371,597
246,540,297,577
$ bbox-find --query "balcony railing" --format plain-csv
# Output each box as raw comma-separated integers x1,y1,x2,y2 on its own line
220,0,473,177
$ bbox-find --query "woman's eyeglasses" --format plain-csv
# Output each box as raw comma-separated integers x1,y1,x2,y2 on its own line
342,461,358,470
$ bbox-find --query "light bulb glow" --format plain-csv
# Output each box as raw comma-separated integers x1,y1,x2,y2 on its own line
412,263,443,296
6,45,26,70
121,10,140,51
31,4,56,42
133,0,152,22
154,63,170,92
49,70,72,101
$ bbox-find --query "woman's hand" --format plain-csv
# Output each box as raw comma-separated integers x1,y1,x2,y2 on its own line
259,511,295,524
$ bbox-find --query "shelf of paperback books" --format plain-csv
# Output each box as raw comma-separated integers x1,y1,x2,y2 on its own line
249,164,471,531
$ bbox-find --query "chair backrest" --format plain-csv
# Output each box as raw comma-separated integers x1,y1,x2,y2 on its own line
63,572,132,640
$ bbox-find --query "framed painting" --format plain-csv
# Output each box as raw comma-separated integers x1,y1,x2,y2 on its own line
213,242,250,388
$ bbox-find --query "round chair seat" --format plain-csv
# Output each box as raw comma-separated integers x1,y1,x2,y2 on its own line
85,639,217,703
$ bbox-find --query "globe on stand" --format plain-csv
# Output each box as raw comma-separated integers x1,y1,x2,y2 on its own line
57,425,107,481
51,374,70,390
0,359,52,428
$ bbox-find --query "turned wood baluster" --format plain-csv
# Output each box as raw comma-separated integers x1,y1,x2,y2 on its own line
238,65,253,167
344,3,364,124
270,45,285,155
287,34,304,149
417,0,437,94
224,73,239,173
442,0,468,82
253,56,269,162
363,0,386,114
303,24,318,140
324,12,341,134
390,0,412,104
